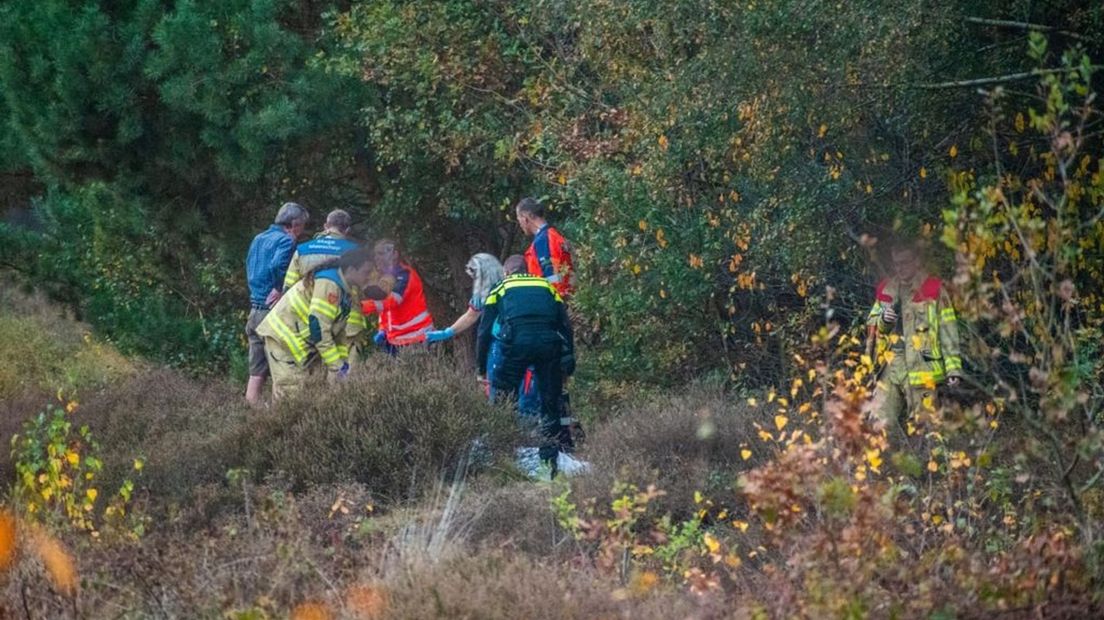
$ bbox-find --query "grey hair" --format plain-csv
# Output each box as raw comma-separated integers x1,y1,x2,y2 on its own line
274,201,309,226
467,253,504,304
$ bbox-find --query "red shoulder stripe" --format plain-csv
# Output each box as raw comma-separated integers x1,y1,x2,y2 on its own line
913,276,943,302
874,279,893,303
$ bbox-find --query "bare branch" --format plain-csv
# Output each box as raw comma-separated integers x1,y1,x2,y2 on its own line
964,17,1088,41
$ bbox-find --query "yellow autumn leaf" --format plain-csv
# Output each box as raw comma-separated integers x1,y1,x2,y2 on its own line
740,449,752,461
817,123,828,138
774,415,788,431
133,459,144,471
657,134,669,150
733,520,750,533
927,460,939,472
919,166,928,179
703,533,721,554
949,144,958,158
85,488,98,502
65,451,79,466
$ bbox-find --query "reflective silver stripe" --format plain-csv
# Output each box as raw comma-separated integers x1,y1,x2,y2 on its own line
391,310,431,332
390,325,432,345
546,274,562,283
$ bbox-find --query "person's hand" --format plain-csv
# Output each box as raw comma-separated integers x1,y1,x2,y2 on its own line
335,361,350,380
946,375,961,388
361,285,388,301
425,327,455,343
881,304,898,324
265,288,282,307
373,331,388,347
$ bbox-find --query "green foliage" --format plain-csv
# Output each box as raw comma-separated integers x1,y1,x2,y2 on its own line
0,288,133,400
11,400,143,539
0,0,1101,383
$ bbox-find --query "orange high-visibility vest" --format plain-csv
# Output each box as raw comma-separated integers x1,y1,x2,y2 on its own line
525,224,574,298
362,262,434,346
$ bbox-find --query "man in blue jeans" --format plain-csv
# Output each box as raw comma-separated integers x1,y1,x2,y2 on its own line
244,202,309,405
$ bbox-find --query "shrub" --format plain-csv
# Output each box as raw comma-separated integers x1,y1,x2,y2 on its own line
0,287,134,402
239,357,518,501
570,382,771,521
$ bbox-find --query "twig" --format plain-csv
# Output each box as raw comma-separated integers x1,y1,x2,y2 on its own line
964,17,1088,41
916,66,1103,90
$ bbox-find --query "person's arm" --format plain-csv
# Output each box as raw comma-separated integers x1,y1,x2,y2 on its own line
451,307,482,334
282,250,302,291
938,287,963,377
476,301,499,376
270,234,296,295
308,279,348,371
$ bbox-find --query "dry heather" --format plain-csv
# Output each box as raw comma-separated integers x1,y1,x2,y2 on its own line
571,384,772,519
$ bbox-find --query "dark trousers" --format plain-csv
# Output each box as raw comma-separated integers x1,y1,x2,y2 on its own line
491,332,567,454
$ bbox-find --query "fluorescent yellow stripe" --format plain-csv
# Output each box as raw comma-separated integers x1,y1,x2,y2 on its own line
336,344,350,357
283,271,301,288
289,292,310,321
945,356,962,371
268,315,307,363
347,313,366,328
320,348,343,363
311,297,340,320
941,308,957,322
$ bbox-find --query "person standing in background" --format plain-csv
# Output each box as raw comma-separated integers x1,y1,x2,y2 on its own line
516,197,574,299
516,196,576,417
244,202,309,405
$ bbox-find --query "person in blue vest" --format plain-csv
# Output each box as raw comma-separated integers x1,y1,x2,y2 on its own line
282,209,358,290
244,201,309,405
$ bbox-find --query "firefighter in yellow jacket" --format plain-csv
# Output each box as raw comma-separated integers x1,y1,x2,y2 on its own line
256,246,380,400
867,240,963,439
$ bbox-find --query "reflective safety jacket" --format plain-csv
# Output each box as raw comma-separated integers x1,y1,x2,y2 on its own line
361,262,433,346
867,275,963,387
283,233,359,291
525,224,574,298
476,274,573,373
257,267,357,370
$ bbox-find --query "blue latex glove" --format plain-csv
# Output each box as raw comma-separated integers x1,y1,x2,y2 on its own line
425,327,455,343
336,361,350,379
373,330,388,347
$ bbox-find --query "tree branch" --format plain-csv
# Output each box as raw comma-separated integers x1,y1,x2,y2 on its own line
916,66,1103,90
964,17,1088,41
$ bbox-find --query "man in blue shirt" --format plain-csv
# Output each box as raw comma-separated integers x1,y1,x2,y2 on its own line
244,202,310,405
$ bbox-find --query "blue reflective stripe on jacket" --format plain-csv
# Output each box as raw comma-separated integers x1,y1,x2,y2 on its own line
246,225,295,306
296,236,358,258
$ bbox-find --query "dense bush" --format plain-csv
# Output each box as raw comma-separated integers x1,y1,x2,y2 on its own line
242,358,517,499
2,0,1100,380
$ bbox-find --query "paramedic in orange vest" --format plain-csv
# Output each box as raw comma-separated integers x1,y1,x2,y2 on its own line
516,197,574,299
361,239,434,354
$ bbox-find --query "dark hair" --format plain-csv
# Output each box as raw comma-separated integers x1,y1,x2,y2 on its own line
515,197,545,219
503,254,527,275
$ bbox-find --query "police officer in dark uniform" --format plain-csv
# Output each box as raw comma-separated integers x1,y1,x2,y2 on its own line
476,255,575,471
